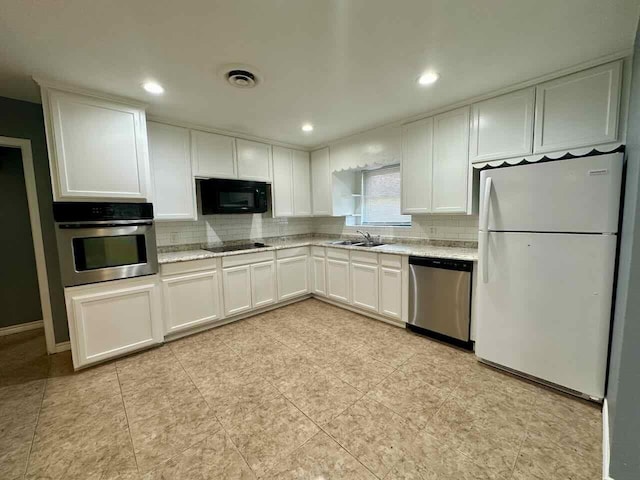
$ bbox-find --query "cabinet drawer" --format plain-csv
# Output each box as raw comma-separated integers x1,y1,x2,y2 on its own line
222,250,274,268
277,247,310,259
379,254,402,268
350,250,378,265
161,258,217,276
311,246,326,257
326,247,349,261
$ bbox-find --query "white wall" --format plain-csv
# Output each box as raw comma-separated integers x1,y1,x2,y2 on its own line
313,214,479,242
155,214,314,247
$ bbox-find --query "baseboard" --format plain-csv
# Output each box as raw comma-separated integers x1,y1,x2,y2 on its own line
603,399,614,480
54,341,71,353
0,320,43,336
313,295,405,328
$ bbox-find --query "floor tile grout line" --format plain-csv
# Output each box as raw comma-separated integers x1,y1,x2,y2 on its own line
113,362,141,475
21,376,47,479
167,341,258,479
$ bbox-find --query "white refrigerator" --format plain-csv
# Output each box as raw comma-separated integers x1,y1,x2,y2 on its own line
476,153,623,400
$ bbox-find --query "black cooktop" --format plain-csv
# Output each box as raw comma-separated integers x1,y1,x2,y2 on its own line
204,242,269,253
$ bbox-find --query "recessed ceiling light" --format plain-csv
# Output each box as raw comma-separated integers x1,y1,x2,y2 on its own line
142,81,164,95
302,123,314,132
417,72,439,86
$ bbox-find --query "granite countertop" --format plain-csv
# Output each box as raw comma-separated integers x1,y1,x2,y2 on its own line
157,237,478,264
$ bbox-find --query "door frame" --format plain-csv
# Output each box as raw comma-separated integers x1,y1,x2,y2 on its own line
0,136,56,353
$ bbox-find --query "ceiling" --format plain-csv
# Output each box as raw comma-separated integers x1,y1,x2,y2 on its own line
0,1,638,148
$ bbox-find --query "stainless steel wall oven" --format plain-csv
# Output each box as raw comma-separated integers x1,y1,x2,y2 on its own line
54,202,158,287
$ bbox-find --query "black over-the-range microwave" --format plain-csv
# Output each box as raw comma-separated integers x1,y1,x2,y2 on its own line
199,178,269,214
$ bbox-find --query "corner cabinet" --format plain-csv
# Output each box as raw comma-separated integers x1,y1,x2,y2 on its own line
148,122,197,221
276,248,310,301
272,146,312,217
534,60,622,153
38,81,151,201
64,276,163,369
311,147,332,216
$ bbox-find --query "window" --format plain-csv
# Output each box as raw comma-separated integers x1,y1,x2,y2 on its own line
361,165,411,226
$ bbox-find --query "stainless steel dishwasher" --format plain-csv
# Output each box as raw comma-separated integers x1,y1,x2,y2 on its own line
408,256,473,349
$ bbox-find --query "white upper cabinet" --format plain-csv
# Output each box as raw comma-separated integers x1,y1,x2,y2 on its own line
272,147,311,217
311,147,332,216
432,106,471,214
292,150,312,215
470,88,535,163
534,61,622,153
401,117,433,214
148,122,197,221
236,139,272,182
39,84,151,201
191,130,236,179
272,146,295,217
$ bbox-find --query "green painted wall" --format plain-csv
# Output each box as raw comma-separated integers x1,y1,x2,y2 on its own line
0,147,43,328
0,96,68,343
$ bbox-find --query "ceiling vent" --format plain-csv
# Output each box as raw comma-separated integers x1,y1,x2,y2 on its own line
219,64,262,89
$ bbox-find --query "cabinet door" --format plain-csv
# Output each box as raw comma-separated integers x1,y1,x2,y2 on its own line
379,267,402,320
236,139,272,182
272,146,294,217
292,150,312,215
191,130,236,179
534,61,622,153
148,122,197,221
401,117,433,214
44,88,150,201
432,107,470,214
277,256,309,300
251,261,276,308
470,88,535,163
222,265,252,316
311,147,332,215
65,277,162,369
311,255,326,296
162,270,221,335
326,258,350,303
351,262,379,312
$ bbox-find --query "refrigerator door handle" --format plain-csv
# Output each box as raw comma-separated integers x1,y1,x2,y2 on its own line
480,177,492,232
480,231,489,283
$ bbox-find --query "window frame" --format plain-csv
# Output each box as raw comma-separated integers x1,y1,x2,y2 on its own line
361,164,412,227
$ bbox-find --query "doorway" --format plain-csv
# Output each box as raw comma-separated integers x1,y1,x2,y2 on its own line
0,137,55,353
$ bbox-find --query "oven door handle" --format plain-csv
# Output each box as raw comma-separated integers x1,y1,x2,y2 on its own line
58,221,153,229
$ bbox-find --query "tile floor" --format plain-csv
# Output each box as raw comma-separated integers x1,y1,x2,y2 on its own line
0,299,602,479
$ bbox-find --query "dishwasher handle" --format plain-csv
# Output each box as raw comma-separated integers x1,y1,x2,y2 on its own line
409,256,473,272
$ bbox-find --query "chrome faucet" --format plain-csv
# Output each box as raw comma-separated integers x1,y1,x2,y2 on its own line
356,230,373,244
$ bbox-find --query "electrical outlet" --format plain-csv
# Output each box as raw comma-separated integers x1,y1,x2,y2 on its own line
170,232,179,244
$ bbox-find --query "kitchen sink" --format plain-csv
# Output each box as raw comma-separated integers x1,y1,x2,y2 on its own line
326,240,385,248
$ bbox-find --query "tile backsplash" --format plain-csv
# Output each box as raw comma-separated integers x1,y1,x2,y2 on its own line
313,214,479,242
156,212,478,246
155,213,314,247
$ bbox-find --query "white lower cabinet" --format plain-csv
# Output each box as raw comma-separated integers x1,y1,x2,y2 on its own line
311,250,327,297
65,276,163,369
251,261,277,308
222,265,253,316
379,266,402,320
351,261,379,312
161,269,221,335
277,249,310,301
326,253,350,303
